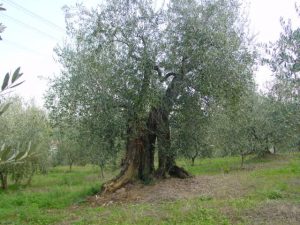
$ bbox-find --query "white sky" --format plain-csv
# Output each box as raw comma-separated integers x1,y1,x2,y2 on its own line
0,0,299,106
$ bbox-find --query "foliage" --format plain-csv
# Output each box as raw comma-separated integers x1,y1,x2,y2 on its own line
0,6,51,189
0,97,52,189
0,67,24,115
204,4,300,164
0,6,35,180
0,67,37,189
265,6,300,152
52,125,87,169
207,90,290,166
0,3,6,40
171,93,212,165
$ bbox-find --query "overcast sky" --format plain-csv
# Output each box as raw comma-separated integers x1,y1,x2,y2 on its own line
0,0,299,106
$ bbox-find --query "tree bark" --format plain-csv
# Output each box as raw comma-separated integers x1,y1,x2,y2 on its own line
26,166,35,186
102,123,154,193
191,149,199,166
191,157,196,166
240,153,245,169
100,165,105,179
0,172,8,190
69,161,73,172
154,61,191,179
102,111,189,193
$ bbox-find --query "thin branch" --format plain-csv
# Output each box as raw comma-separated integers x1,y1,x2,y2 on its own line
113,34,141,61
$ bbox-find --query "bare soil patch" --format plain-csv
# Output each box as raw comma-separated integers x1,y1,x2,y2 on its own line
243,201,300,225
87,173,247,206
87,155,291,207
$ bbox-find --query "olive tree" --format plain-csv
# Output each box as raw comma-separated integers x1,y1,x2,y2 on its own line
0,97,51,189
46,0,255,193
171,93,212,166
208,89,291,167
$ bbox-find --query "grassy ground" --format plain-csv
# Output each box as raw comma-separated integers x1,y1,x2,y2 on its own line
0,153,299,225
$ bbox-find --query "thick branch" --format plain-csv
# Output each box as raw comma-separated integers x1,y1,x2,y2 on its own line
153,65,177,82
164,72,177,81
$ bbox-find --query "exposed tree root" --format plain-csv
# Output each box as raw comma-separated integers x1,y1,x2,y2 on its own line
101,164,136,194
102,164,191,195
168,165,191,179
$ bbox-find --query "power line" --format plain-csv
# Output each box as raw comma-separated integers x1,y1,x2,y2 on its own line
2,0,65,32
2,14,59,41
2,39,50,58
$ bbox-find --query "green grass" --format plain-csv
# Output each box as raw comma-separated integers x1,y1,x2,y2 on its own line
0,153,300,225
178,156,243,175
0,165,103,225
57,197,230,225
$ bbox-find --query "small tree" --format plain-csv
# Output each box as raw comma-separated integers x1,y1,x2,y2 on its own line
51,126,82,171
0,68,29,189
0,97,51,189
172,93,211,166
208,90,290,167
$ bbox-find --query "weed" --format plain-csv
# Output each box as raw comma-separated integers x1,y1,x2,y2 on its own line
266,190,283,200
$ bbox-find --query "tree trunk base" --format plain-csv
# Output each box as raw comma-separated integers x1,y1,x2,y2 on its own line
154,168,167,179
168,165,191,179
101,165,190,194
101,164,136,194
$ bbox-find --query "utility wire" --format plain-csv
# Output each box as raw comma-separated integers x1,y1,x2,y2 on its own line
2,0,65,32
2,39,50,58
2,14,59,41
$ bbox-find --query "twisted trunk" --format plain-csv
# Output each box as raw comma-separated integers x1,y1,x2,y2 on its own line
102,64,190,194
155,107,190,179
102,111,189,193
102,121,155,193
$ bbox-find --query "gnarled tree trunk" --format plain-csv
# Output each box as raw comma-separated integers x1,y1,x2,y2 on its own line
102,124,148,193
102,112,189,193
102,64,190,194
155,107,190,179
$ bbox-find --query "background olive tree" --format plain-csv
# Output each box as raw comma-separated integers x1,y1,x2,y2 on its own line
0,97,52,189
